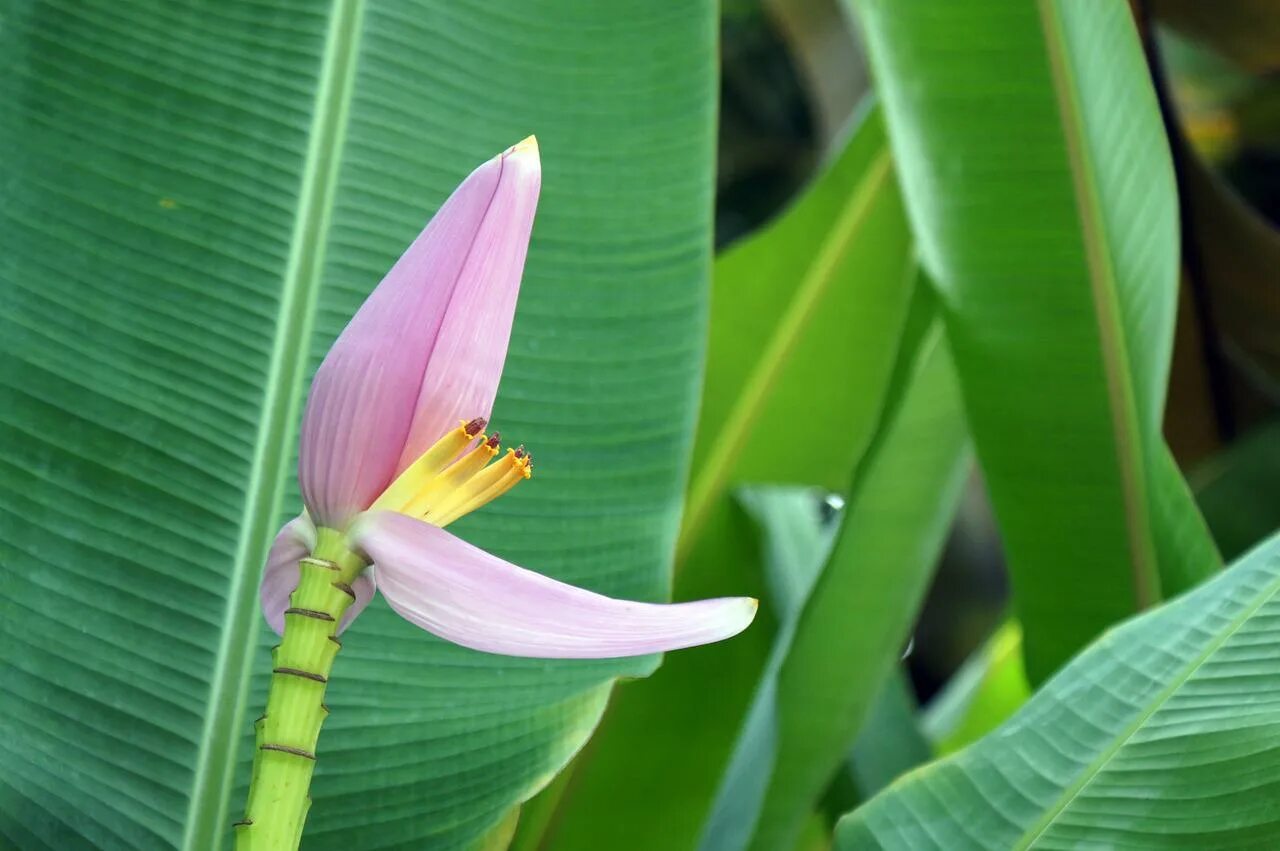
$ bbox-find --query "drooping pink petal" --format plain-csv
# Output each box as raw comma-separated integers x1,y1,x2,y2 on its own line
353,511,758,659
300,144,533,528
260,514,376,636
396,138,542,471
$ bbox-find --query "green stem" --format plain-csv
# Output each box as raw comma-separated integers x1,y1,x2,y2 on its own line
235,528,365,850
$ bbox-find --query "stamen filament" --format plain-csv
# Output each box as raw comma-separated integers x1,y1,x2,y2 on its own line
402,433,500,517
425,448,532,527
371,418,485,514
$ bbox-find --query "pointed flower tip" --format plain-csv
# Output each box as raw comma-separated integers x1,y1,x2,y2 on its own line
507,135,538,158
730,597,759,631
503,136,541,178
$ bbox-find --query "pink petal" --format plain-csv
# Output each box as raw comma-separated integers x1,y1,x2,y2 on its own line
352,511,758,659
395,138,541,472
260,514,376,636
300,141,539,528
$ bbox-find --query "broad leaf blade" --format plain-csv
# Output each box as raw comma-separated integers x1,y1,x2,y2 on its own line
838,530,1280,849
0,2,717,849
853,0,1220,682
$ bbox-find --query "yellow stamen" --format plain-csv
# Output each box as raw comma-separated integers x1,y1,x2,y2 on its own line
425,448,532,527
370,418,485,514
370,419,532,526
401,433,501,517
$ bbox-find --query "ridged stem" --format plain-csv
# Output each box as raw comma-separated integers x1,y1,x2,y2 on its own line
235,528,364,850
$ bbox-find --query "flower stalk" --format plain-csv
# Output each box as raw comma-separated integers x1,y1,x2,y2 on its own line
235,530,365,850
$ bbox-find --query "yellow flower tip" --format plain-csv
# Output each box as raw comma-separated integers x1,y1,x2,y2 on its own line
505,135,539,166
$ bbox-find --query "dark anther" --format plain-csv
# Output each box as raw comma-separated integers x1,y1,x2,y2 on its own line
285,607,335,622
464,417,487,436
273,667,327,683
300,557,340,572
514,445,526,459
261,743,316,760
486,432,501,448
332,581,355,600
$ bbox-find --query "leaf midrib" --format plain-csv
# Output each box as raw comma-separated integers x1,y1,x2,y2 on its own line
677,149,893,562
1036,0,1159,609
1015,562,1280,848
179,0,367,846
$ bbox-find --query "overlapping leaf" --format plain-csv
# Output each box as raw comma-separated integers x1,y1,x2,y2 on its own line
744,321,970,851
853,0,1220,682
838,530,1280,849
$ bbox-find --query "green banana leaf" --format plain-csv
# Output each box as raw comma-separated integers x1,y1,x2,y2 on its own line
537,103,916,851
837,528,1280,849
681,102,915,554
698,485,839,851
700,490,932,851
745,319,970,851
845,670,931,802
0,2,717,849
852,0,1220,683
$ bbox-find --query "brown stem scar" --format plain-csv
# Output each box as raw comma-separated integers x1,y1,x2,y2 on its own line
285,607,336,622
261,743,316,760
273,667,328,683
